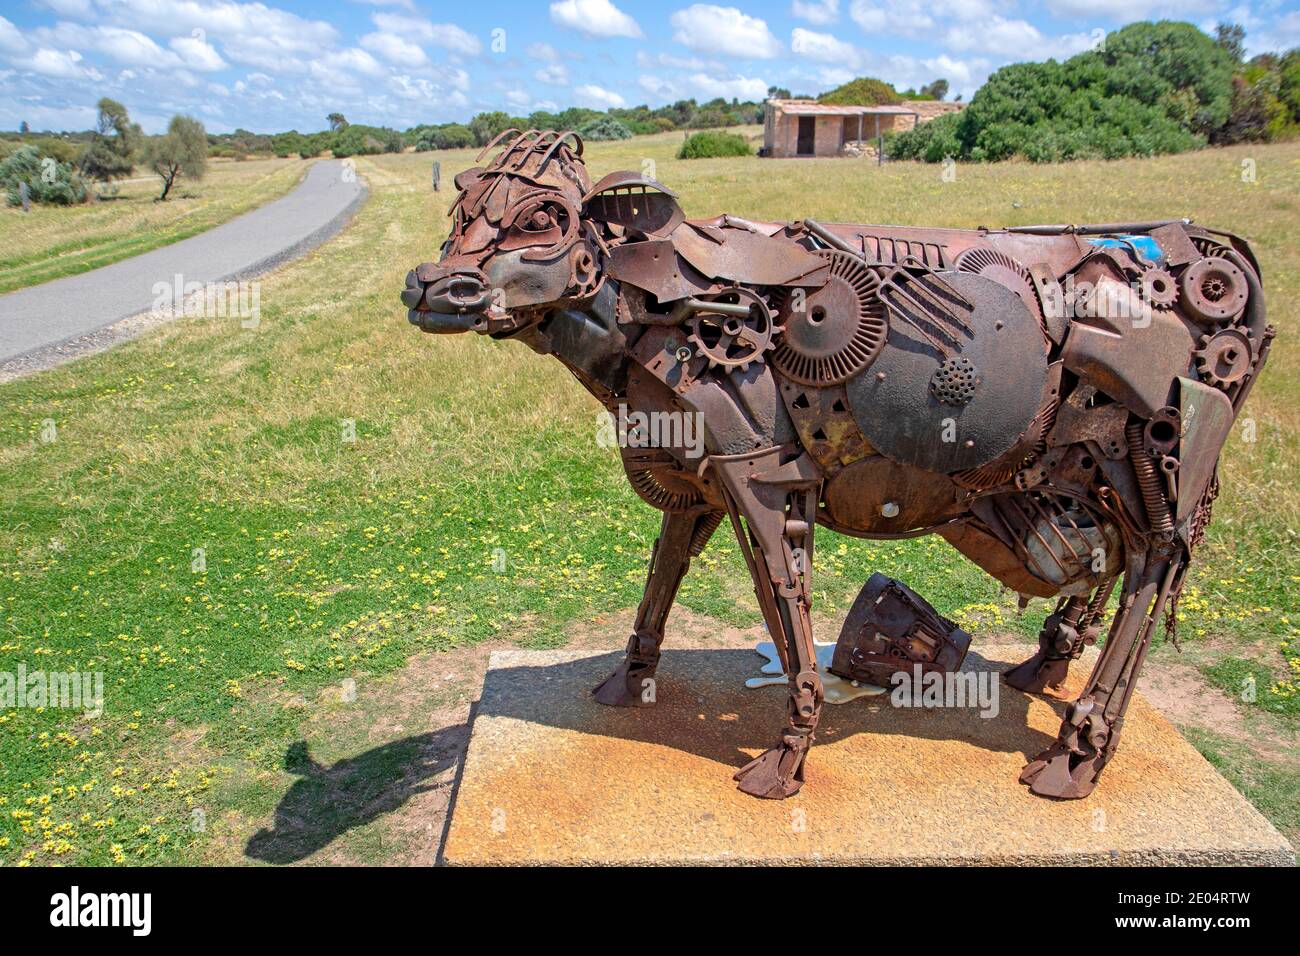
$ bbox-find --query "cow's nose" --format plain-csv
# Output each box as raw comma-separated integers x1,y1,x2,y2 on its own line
403,265,491,333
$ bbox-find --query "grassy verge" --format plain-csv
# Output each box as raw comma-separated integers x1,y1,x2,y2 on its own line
0,157,309,294
0,132,1295,864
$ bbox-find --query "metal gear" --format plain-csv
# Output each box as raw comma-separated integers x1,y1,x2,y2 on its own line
1141,267,1179,309
1180,256,1248,326
684,287,776,372
1195,328,1252,387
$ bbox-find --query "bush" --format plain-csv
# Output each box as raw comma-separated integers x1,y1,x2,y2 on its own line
890,21,1238,164
331,124,402,158
818,77,902,106
677,131,752,159
0,145,88,206
412,123,475,151
578,117,633,141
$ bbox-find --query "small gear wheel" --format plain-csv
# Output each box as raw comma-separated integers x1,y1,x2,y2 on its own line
1141,268,1179,310
930,356,979,406
1195,328,1252,387
685,287,776,372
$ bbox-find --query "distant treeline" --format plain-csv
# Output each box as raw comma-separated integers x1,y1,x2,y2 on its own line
194,97,772,160
1,77,948,167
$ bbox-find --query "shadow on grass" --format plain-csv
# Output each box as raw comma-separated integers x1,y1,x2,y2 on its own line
245,726,466,864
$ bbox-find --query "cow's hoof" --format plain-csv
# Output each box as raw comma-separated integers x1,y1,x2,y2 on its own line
1020,742,1104,800
734,735,808,799
592,659,656,708
1004,651,1071,694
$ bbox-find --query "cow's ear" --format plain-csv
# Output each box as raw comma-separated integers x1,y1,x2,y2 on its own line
453,167,486,192
582,170,683,238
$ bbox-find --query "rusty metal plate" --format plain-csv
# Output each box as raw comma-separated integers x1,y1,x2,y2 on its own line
846,271,1048,475
823,455,960,533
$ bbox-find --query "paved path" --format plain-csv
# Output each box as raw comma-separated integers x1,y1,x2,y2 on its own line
0,160,366,365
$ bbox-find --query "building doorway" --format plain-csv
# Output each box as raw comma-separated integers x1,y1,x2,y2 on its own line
796,116,815,156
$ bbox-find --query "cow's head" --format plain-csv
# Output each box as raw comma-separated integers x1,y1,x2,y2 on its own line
402,128,684,338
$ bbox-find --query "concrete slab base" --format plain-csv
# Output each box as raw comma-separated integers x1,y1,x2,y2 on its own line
442,643,1294,866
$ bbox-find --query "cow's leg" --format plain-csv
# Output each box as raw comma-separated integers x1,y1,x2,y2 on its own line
1005,577,1116,694
1020,549,1182,798
592,509,722,707
713,450,823,799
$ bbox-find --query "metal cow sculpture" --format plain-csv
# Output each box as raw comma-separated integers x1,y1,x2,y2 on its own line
401,130,1273,800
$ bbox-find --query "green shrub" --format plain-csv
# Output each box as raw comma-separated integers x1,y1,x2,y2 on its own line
330,124,403,158
578,117,633,141
677,131,752,159
413,123,475,151
0,145,88,205
817,77,902,106
890,21,1235,164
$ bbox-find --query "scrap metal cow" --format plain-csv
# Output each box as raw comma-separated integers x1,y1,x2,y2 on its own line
401,129,1272,800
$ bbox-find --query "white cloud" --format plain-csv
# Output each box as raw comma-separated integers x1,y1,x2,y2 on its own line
527,42,561,62
849,0,995,36
549,0,643,39
791,27,858,65
0,16,30,56
791,0,839,25
686,71,768,99
348,0,416,10
636,49,727,73
638,70,767,101
170,33,227,71
315,46,387,79
573,82,626,107
13,47,101,80
944,17,1041,57
671,5,782,59
535,62,569,84
359,31,428,67
371,13,482,56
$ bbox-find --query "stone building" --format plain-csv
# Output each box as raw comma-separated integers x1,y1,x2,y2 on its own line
762,98,965,158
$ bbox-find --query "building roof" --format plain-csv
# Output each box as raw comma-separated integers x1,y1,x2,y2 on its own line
767,99,920,117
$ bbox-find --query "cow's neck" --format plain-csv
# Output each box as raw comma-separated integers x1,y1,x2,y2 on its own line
528,279,632,407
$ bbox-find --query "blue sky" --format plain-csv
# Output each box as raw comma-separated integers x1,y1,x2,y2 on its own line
2,0,1299,134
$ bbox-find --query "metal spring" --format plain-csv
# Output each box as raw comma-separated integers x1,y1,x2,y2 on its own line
1126,420,1173,534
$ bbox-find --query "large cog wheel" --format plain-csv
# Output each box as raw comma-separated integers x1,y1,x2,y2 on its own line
685,287,776,372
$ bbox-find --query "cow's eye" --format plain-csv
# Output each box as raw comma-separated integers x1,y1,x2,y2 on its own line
527,209,552,230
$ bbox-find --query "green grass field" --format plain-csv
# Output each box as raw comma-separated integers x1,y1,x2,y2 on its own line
0,131,1295,864
0,156,308,294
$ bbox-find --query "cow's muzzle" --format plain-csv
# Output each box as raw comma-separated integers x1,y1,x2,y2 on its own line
403,264,490,333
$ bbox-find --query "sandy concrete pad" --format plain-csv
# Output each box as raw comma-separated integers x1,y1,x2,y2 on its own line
443,643,1293,866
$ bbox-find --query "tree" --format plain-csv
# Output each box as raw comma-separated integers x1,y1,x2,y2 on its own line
0,145,88,206
767,85,792,100
920,79,949,101
1215,23,1246,62
79,98,141,190
468,111,515,147
144,115,208,201
328,112,348,132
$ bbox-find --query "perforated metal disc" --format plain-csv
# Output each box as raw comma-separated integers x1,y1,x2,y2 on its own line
771,250,887,386
845,270,1048,475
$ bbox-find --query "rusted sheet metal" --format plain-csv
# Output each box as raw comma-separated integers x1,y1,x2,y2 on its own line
399,128,1273,803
